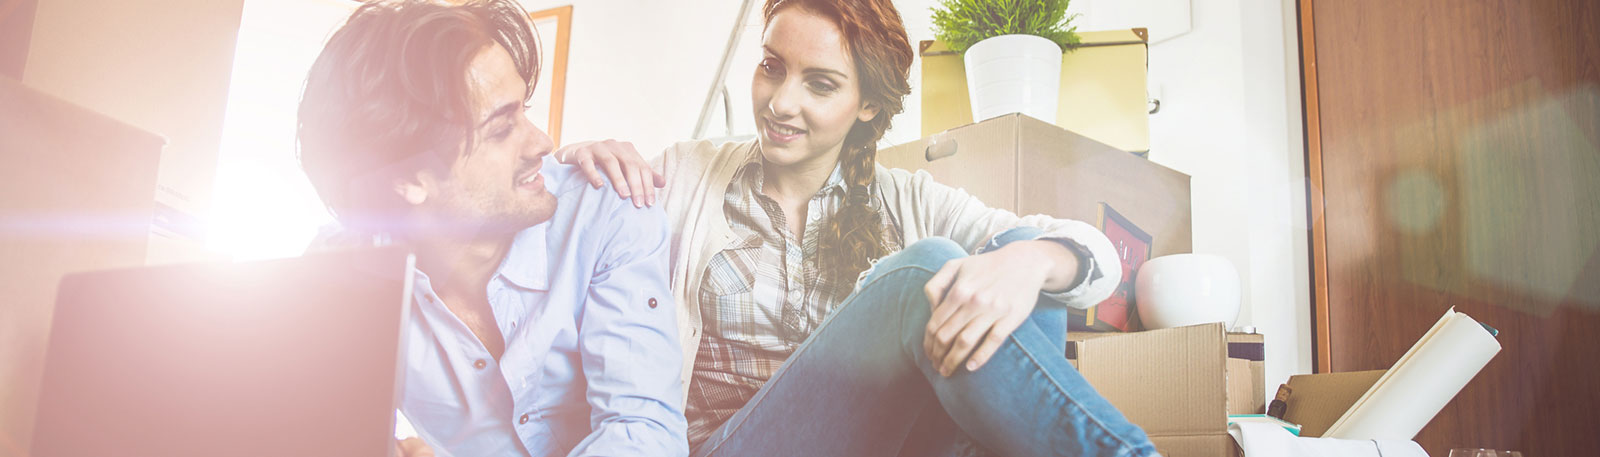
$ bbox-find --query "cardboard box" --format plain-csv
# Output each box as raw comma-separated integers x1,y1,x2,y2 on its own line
1226,332,1266,415
1065,323,1242,457
919,29,1152,154
0,77,163,455
1281,370,1385,438
878,113,1192,259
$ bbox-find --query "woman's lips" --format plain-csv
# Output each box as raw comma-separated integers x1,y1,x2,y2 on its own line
763,118,805,144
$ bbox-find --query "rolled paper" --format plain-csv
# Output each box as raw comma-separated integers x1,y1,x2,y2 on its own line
1323,307,1502,440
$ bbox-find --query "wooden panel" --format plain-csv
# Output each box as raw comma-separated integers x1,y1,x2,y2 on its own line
1304,0,1600,455
0,77,162,457
1297,0,1332,375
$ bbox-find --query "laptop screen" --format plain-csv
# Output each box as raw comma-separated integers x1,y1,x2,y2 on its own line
32,247,413,457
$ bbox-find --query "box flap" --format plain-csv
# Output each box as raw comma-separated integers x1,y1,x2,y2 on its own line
1282,370,1384,437
1149,433,1241,457
1075,323,1228,435
1225,358,1260,415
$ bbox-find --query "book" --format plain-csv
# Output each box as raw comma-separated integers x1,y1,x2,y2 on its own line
1228,414,1303,436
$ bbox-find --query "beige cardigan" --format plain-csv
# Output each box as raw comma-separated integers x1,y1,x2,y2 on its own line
653,139,1120,398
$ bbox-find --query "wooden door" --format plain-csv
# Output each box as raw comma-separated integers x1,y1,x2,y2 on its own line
1300,0,1600,455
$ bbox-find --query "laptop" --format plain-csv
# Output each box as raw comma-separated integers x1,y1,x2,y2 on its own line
31,247,414,457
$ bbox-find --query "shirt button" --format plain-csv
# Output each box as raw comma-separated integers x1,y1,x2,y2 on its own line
648,297,658,309
519,414,530,424
473,359,487,370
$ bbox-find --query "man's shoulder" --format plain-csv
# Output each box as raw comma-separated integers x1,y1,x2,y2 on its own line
543,163,668,244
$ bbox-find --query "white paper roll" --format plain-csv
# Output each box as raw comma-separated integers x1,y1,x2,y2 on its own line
1323,307,1502,440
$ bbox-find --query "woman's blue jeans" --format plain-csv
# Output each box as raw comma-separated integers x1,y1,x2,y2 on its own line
690,229,1158,457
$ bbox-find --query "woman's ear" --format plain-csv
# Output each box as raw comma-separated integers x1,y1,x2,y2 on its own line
393,174,430,206
857,101,882,123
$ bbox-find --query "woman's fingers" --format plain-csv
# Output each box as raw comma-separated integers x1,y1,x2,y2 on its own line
648,169,664,205
577,157,605,189
922,260,963,360
626,166,647,208
938,312,997,377
965,312,1026,372
599,155,629,198
928,299,981,370
925,306,962,371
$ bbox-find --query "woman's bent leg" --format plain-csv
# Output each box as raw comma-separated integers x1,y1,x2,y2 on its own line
693,238,1156,457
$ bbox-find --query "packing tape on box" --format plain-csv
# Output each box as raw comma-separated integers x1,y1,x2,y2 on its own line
1323,307,1501,440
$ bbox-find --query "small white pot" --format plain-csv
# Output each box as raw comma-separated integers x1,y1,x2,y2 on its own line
1135,254,1242,329
963,34,1062,123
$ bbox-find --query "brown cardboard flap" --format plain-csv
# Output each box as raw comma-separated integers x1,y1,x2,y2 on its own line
1226,358,1259,415
1075,323,1228,435
1149,433,1241,457
1283,370,1385,437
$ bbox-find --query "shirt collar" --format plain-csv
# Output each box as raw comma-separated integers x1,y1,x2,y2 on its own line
740,151,850,198
495,222,550,291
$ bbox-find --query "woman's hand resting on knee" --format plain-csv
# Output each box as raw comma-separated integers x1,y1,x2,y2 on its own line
921,240,1081,377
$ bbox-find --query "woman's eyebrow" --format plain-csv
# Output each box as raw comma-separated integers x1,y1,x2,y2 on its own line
763,45,850,80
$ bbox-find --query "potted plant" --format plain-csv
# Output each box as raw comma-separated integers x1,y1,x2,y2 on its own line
931,0,1081,124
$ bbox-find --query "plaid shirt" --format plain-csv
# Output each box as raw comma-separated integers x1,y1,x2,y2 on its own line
685,158,901,445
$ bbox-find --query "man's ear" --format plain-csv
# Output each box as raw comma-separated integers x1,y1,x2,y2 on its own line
857,101,882,123
393,174,430,206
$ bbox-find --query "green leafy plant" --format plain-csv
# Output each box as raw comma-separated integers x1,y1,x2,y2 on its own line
931,0,1081,53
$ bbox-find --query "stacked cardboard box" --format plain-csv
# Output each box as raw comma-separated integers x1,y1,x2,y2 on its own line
879,113,1191,258
1066,323,1264,457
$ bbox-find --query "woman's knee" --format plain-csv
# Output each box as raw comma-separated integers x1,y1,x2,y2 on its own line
853,237,967,292
879,237,967,274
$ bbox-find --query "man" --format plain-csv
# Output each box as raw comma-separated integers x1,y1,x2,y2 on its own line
296,1,686,456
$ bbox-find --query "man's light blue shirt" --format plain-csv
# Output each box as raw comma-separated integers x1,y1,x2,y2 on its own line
400,158,686,456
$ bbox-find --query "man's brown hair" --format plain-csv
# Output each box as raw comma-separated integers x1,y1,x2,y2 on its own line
297,0,539,235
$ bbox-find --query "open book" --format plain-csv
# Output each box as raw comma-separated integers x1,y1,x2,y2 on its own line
1323,307,1502,440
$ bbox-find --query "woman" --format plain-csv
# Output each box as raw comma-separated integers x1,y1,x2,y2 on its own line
560,0,1157,455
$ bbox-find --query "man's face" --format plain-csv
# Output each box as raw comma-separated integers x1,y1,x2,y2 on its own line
408,43,557,237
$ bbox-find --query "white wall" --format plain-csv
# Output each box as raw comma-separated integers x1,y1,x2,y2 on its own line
515,0,747,156
210,0,353,260
1136,0,1315,394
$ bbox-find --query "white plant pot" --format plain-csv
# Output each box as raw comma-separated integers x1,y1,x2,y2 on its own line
963,34,1062,124
1135,254,1242,329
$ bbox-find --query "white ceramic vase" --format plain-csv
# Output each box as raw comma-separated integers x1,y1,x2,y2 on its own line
1134,254,1241,329
962,34,1061,124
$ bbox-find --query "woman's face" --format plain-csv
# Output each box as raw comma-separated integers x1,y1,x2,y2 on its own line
751,7,880,172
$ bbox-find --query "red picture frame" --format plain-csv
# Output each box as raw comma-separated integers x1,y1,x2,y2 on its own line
1083,202,1152,331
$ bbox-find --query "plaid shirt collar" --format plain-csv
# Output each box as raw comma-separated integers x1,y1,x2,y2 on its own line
735,150,850,202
